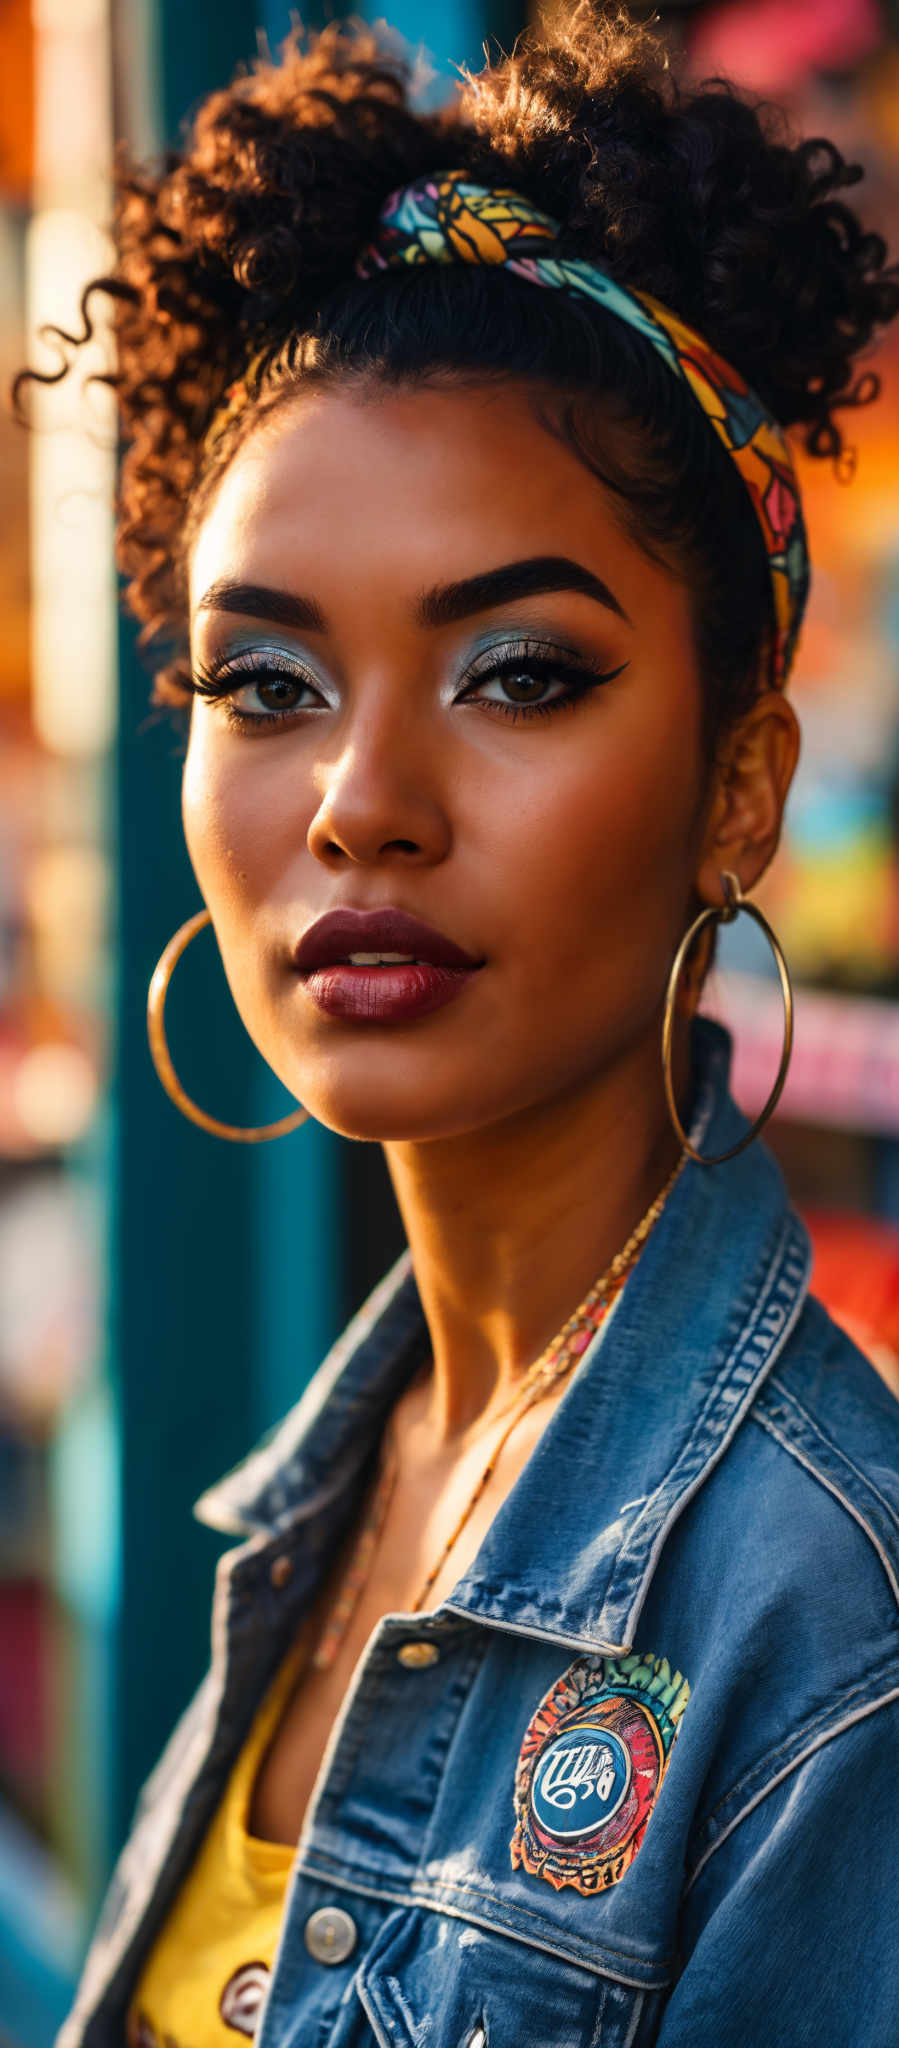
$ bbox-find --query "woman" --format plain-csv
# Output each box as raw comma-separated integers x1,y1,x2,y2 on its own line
31,5,899,2043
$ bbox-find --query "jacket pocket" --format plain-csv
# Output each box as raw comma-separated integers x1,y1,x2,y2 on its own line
355,1904,656,2048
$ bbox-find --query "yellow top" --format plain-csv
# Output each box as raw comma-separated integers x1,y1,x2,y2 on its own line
127,1636,306,2048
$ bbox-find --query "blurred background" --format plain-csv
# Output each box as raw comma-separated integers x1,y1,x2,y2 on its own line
1,0,898,2039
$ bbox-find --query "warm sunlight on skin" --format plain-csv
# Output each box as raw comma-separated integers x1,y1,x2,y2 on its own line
183,375,798,1413
185,380,719,1147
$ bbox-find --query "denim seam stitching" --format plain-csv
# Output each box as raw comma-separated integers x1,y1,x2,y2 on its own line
618,1215,792,1558
750,1405,899,1608
684,1680,899,1895
356,1967,405,2048
297,1854,672,1979
622,1990,647,2048
766,1373,899,1540
588,1977,609,2046
439,1605,631,1656
621,1222,810,1640
617,1216,807,1590
693,1646,899,1840
309,1851,672,1958
356,1974,393,2039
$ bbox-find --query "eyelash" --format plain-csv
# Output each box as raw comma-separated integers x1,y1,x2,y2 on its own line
187,640,629,732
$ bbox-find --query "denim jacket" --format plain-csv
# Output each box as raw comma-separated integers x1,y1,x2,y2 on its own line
59,1020,899,2048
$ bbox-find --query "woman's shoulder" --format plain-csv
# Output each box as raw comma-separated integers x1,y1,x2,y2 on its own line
645,1290,899,1869
662,1284,899,1647
750,1286,899,1602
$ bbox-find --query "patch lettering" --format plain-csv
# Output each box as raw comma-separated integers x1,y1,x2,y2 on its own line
511,1650,690,1895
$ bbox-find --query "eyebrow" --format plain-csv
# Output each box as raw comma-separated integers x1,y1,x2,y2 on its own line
420,557,632,630
196,581,327,634
194,555,633,634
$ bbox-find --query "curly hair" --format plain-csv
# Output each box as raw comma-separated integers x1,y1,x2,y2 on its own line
14,2,899,750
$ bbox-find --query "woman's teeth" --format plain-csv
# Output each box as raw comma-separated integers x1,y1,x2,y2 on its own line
345,952,418,966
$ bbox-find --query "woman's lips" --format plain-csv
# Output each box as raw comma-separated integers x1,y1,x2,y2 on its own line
292,905,483,1020
301,960,478,1022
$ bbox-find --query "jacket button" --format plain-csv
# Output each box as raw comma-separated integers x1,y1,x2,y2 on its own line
396,1641,440,1669
269,1554,293,1588
304,1906,357,1965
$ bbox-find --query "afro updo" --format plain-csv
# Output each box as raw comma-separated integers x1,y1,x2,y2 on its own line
15,1,899,749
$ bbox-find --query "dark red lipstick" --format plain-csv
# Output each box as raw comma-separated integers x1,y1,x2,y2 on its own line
292,908,483,1022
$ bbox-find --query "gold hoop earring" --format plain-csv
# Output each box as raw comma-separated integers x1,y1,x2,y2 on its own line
146,908,310,1142
662,870,793,1167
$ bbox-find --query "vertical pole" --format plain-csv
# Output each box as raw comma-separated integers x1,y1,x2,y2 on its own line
109,0,268,1861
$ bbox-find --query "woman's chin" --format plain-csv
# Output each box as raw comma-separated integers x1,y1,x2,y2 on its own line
306,1103,477,1145
282,1078,492,1146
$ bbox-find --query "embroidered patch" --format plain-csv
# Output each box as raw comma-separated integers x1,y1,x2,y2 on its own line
510,1650,690,1895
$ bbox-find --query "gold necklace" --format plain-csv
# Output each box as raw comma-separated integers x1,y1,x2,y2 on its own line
312,1150,686,1659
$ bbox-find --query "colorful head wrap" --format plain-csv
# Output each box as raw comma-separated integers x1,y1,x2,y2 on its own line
355,169,810,690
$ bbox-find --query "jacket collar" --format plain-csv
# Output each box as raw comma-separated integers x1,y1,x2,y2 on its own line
195,1018,811,1653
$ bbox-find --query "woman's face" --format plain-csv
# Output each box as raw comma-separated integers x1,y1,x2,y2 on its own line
184,379,711,1142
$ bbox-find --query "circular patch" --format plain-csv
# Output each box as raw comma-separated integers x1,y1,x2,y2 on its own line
510,1650,690,1896
531,1721,631,1839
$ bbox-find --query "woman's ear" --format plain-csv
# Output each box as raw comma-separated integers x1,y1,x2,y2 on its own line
695,691,800,907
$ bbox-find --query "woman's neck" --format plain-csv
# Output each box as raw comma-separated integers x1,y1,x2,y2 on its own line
383,1023,685,1442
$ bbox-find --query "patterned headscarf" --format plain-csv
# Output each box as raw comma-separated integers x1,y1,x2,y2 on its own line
354,169,810,690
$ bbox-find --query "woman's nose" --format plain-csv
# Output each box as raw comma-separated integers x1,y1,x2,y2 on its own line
306,716,451,871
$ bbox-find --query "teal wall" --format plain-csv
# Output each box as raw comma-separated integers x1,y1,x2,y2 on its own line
109,0,344,1867
262,1,523,78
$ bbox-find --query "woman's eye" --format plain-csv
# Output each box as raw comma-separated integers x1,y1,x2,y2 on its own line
461,650,628,719
229,672,321,718
189,657,327,727
189,643,628,731
471,666,573,707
